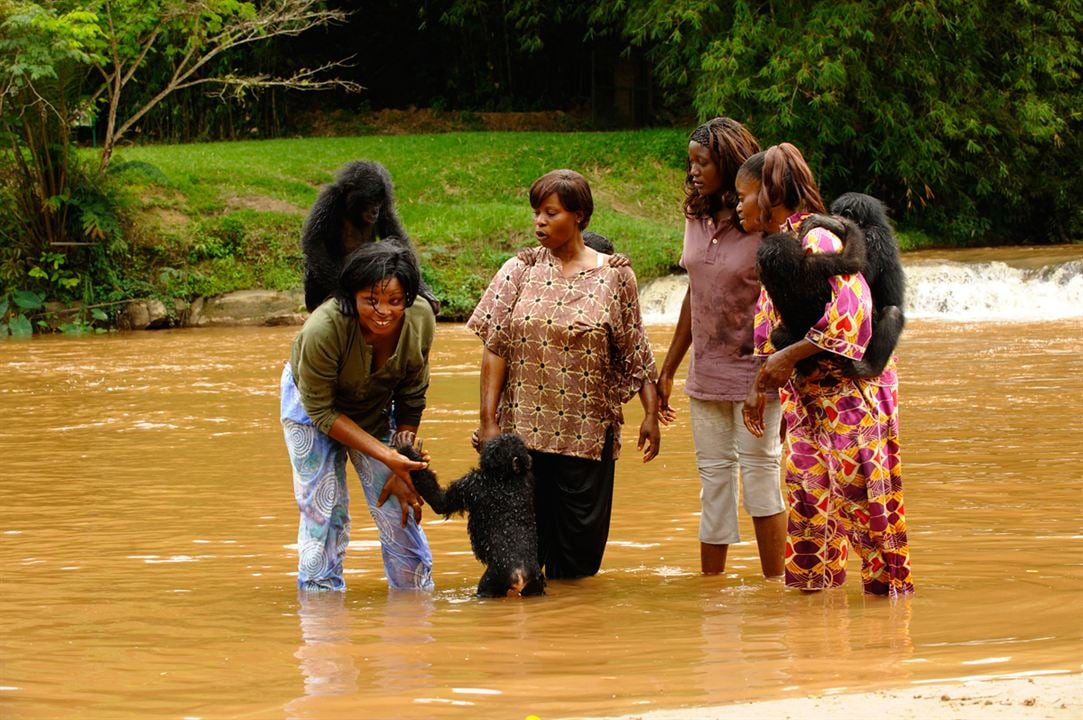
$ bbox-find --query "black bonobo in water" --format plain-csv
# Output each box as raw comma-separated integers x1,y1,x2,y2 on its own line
398,434,545,598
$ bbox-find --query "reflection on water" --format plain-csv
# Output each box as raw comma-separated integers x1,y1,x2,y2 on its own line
2,312,1082,718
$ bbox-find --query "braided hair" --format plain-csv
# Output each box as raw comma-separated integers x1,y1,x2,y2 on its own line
684,117,760,220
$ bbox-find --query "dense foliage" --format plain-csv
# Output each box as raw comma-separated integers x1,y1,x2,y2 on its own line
0,0,1078,334
0,0,352,334
683,0,1082,243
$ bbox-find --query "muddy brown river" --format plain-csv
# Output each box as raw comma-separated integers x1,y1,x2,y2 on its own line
2,311,1081,718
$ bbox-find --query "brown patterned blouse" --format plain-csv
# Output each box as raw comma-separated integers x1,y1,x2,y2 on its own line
467,247,657,461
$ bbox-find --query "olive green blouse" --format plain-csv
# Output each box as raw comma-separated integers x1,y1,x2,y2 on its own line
289,298,434,437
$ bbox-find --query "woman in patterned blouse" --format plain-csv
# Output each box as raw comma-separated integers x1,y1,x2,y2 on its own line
736,144,914,598
467,169,661,581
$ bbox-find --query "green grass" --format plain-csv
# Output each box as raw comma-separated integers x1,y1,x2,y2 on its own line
106,130,691,319
105,129,941,320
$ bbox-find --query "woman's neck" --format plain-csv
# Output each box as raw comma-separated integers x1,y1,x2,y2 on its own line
765,205,798,234
361,318,403,370
712,206,735,225
548,234,593,276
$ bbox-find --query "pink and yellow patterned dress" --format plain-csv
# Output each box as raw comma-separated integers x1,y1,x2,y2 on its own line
754,213,914,597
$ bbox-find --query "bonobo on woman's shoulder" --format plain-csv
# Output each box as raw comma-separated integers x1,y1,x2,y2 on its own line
301,160,439,314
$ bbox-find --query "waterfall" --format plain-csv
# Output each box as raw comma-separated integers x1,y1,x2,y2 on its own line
639,257,1083,324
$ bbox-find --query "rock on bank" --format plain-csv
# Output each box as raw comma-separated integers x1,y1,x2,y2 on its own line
117,290,307,330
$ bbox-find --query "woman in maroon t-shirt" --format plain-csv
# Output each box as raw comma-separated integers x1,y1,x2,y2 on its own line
656,118,786,578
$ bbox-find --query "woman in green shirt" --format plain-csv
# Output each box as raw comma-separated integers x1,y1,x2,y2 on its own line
280,242,436,591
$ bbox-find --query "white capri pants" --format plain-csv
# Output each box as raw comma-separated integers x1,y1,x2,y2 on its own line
690,396,785,545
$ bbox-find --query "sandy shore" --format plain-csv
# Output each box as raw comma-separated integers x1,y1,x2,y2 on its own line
578,674,1082,720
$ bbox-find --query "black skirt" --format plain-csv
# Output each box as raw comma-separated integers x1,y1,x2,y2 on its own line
530,427,616,580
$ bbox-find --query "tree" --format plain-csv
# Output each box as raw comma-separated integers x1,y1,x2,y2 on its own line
608,0,1082,244
87,0,360,171
0,2,102,249
0,0,360,334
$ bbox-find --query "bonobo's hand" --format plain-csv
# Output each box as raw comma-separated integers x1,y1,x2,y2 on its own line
392,429,416,450
394,435,430,465
607,253,632,268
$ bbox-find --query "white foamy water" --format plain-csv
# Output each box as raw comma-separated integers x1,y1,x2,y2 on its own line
904,259,1082,321
639,258,1083,324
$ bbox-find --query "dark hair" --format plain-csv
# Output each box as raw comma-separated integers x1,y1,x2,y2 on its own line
737,143,826,227
335,240,420,316
684,117,760,219
582,231,614,254
529,169,593,230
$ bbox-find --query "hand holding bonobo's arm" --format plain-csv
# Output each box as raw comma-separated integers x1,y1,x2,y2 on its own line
637,380,661,462
329,416,427,527
380,423,429,527
475,346,508,451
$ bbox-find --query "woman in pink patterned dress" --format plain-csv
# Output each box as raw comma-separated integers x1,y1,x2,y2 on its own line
737,143,914,598
468,169,660,581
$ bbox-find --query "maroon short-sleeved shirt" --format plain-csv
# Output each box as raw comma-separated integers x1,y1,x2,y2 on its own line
679,216,763,401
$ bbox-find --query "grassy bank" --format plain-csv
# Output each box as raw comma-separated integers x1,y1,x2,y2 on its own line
107,130,933,320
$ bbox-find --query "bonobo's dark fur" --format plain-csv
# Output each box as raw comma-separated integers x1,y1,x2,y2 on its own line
800,192,906,376
582,231,615,254
300,160,439,313
399,434,545,598
758,214,866,374
761,192,906,377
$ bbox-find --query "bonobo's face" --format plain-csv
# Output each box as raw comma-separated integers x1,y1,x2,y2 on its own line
345,186,385,228
359,202,381,227
354,277,406,341
735,172,764,233
687,140,721,198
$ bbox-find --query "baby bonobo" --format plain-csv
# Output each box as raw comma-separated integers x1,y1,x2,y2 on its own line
817,192,906,377
757,214,866,374
398,434,545,598
762,192,906,377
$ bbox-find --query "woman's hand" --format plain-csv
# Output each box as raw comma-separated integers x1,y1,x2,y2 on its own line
759,351,796,390
473,418,502,452
742,383,767,438
638,415,661,462
759,339,823,390
655,374,677,426
378,450,427,527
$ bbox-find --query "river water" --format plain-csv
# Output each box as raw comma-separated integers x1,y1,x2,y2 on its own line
2,249,1081,719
